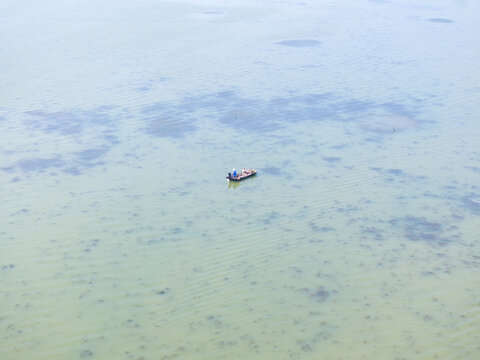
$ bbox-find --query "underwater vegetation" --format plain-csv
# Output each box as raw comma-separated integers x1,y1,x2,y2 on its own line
142,103,197,138
360,214,463,246
463,196,480,214
140,91,422,139
262,166,282,175
389,216,460,246
0,108,121,177
300,287,331,302
14,157,65,173
428,18,453,23
25,107,116,136
276,39,322,47
323,157,341,164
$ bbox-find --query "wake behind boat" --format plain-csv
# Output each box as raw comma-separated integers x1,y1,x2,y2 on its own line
226,168,257,182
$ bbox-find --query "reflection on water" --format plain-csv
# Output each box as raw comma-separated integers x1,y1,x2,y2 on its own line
1,0,480,359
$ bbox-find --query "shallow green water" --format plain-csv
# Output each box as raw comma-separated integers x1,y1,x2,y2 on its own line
1,0,479,359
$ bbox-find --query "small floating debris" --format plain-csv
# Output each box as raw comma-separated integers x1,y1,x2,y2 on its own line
226,168,257,182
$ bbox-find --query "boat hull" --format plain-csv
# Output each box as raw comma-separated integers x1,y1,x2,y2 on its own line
227,170,257,181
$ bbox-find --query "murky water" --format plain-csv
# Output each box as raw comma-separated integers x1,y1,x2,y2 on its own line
1,0,479,359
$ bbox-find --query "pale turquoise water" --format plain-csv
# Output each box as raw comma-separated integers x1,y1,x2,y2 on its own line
1,0,480,359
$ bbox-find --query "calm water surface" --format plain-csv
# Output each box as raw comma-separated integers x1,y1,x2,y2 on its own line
1,0,479,359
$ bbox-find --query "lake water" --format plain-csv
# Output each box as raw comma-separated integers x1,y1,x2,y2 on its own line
1,0,479,359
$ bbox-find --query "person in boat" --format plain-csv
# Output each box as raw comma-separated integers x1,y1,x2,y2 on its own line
242,168,247,174
232,168,237,177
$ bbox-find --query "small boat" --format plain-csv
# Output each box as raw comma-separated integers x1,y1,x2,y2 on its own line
226,169,257,181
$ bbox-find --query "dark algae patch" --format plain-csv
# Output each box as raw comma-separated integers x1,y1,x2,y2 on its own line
3,106,121,176
76,147,109,162
276,39,321,47
311,288,330,302
262,166,282,175
262,211,280,225
140,90,422,137
361,226,384,241
310,222,334,233
5,149,112,176
428,18,453,23
300,287,331,302
16,157,65,173
143,102,197,138
155,288,170,295
463,196,480,214
370,167,426,183
389,216,460,246
387,169,403,176
404,216,443,243
323,156,341,164
25,107,116,136
203,10,224,15
80,349,94,358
